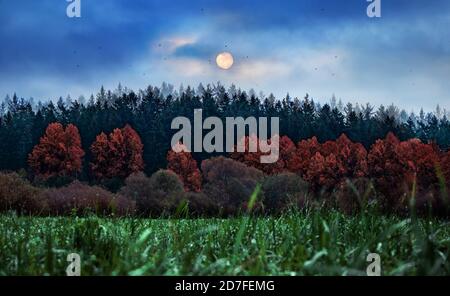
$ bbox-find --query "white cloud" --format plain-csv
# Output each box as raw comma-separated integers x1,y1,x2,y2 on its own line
152,36,198,54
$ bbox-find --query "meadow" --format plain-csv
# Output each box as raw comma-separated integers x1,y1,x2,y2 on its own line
1,209,449,276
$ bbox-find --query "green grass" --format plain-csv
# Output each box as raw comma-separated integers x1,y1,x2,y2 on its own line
0,209,449,276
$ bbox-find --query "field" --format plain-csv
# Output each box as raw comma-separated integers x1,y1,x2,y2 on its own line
1,209,449,276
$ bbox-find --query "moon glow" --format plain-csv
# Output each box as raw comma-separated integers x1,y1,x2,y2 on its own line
216,52,234,70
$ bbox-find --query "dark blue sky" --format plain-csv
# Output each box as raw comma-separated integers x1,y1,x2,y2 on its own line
1,0,449,111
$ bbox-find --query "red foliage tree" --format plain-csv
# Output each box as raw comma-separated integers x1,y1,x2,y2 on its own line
442,151,450,186
167,142,202,192
28,123,84,179
90,132,110,178
294,136,321,176
123,125,145,173
368,132,440,210
280,135,303,172
368,133,407,208
90,124,144,179
230,135,298,175
295,134,368,191
334,134,368,179
231,134,367,190
305,151,341,190
397,138,440,188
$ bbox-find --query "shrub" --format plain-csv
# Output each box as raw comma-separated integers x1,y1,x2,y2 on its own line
201,156,264,216
96,177,125,193
182,192,218,217
167,143,202,192
414,190,450,218
44,181,134,216
117,173,150,215
0,172,45,215
262,173,310,213
120,170,184,216
333,178,377,214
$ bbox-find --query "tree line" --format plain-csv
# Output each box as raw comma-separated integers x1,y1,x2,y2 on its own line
1,82,450,184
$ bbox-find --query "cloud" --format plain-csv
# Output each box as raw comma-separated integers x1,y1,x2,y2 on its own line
165,58,213,77
153,36,198,54
232,59,292,82
1,0,450,112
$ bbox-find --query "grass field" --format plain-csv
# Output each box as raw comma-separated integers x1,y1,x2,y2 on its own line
1,209,449,276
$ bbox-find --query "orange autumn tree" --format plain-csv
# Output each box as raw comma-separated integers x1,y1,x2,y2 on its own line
230,135,298,175
28,123,84,179
333,134,368,179
294,136,321,176
397,138,440,189
297,134,368,191
167,142,202,192
368,132,441,210
90,124,144,179
442,151,450,187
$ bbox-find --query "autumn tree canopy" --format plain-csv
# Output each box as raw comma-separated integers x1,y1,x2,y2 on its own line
28,123,85,179
230,135,296,175
231,134,368,191
167,142,202,192
368,132,442,210
90,124,144,179
296,134,368,191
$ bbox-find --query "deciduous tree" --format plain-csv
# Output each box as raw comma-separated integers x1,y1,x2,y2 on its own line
167,142,202,192
90,124,144,179
28,123,84,179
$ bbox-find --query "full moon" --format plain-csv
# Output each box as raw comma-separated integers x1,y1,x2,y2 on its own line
216,52,234,70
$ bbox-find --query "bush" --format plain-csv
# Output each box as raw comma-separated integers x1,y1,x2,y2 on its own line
0,172,45,215
262,173,310,213
120,170,184,216
333,178,377,214
32,175,76,188
182,192,218,217
201,157,264,216
44,181,134,216
96,177,125,193
414,190,450,218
